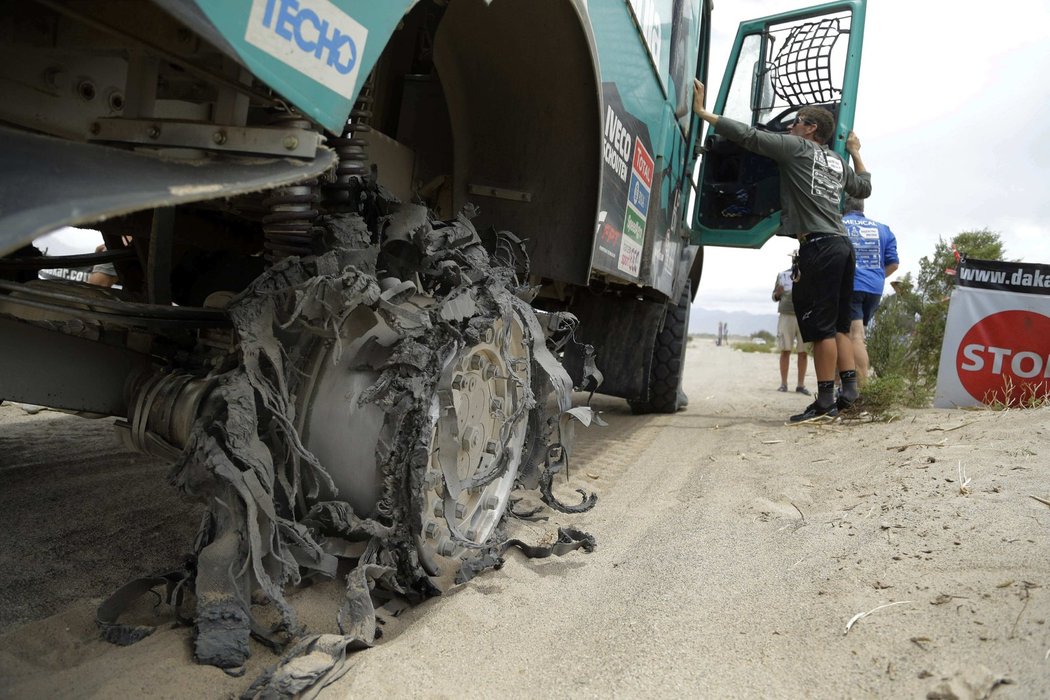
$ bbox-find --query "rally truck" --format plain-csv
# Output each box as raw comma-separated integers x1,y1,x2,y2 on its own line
0,0,865,669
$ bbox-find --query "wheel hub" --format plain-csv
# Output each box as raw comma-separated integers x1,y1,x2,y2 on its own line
422,314,530,560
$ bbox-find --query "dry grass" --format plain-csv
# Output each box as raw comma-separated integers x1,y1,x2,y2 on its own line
844,600,912,635
957,461,972,495
982,376,1050,410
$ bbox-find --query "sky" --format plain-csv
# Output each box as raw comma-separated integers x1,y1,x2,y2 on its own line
694,0,1050,317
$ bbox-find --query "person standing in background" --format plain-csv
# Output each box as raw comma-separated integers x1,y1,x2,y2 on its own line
88,244,118,287
843,197,898,387
772,264,810,395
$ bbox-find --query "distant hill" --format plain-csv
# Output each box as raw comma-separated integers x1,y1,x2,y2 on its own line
689,306,778,337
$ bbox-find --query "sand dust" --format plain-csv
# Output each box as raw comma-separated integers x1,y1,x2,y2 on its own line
1,341,1048,698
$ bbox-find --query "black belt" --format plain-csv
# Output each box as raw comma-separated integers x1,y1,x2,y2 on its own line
799,232,839,245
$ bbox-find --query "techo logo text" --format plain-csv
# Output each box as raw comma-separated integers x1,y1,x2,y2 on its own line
246,0,368,98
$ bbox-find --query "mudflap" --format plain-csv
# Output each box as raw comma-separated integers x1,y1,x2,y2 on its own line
563,289,664,402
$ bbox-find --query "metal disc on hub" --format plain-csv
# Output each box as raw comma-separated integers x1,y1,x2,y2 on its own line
421,312,530,565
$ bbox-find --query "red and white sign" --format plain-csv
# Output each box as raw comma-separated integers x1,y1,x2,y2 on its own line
632,137,654,189
935,259,1050,407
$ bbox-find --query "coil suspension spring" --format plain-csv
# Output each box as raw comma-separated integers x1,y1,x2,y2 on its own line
262,114,321,261
324,71,376,207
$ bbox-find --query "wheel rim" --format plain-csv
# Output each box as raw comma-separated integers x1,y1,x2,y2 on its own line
420,312,530,563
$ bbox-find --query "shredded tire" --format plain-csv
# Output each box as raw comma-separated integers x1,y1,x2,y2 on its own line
102,204,598,690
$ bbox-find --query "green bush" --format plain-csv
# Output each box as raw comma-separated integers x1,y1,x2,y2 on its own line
912,229,1006,380
861,374,933,419
865,229,1007,412
866,275,921,380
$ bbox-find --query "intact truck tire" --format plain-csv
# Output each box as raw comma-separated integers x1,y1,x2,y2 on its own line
630,285,691,414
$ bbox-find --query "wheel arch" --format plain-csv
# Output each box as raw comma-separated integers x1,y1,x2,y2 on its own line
433,0,602,287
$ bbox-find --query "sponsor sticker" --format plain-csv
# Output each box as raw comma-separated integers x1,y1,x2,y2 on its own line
618,235,643,277
603,105,632,183
597,84,656,281
628,172,650,218
623,207,646,245
617,137,652,276
597,221,622,259
40,268,91,283
632,137,654,189
246,0,367,99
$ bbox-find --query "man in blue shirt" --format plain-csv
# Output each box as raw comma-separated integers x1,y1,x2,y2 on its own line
843,197,899,388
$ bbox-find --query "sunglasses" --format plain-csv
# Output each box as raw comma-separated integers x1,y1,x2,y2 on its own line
793,117,816,127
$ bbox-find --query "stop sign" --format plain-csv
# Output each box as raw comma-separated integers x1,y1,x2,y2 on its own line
956,310,1050,405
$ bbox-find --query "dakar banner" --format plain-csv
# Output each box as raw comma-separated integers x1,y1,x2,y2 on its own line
935,257,1050,408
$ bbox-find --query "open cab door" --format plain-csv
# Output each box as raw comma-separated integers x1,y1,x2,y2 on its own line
692,0,866,248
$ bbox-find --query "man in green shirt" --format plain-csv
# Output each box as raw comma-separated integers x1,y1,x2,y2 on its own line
692,79,871,423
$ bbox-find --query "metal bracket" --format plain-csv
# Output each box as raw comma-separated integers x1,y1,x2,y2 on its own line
88,118,322,158
467,184,533,203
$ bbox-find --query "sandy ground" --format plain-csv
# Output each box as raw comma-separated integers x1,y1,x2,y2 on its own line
1,341,1048,699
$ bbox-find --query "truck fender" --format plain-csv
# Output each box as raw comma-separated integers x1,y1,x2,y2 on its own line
674,243,703,304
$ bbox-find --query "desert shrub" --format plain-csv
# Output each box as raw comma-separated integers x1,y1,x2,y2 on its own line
867,275,921,381
912,229,1007,380
862,374,933,419
733,341,775,353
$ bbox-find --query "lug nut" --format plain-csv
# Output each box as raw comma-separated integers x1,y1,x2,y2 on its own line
482,496,499,511
469,355,484,371
461,426,480,452
455,503,467,518
438,538,456,557
466,528,479,541
424,521,438,538
485,440,498,455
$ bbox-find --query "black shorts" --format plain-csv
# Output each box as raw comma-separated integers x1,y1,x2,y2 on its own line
792,234,855,342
